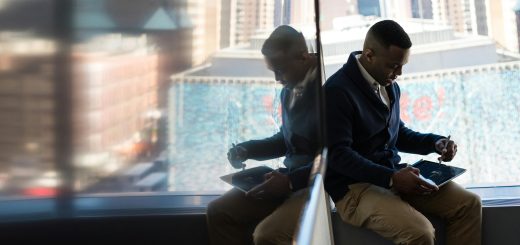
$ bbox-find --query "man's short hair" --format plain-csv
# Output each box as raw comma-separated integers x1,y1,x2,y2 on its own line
367,20,412,49
261,25,308,58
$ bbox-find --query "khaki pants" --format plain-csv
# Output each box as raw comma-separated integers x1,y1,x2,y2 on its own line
335,182,482,245
206,188,307,245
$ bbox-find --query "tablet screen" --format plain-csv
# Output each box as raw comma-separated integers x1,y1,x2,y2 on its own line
412,160,466,187
220,166,274,192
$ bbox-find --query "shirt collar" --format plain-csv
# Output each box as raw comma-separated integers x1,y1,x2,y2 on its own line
355,54,380,91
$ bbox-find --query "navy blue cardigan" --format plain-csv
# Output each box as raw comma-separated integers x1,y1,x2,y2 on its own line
238,67,320,192
324,51,443,202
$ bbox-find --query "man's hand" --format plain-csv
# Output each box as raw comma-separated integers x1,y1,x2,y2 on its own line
391,166,439,195
246,171,291,199
227,145,247,169
435,138,457,162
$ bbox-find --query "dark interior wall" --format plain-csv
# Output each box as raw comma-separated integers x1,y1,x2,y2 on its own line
1,206,520,245
0,213,210,245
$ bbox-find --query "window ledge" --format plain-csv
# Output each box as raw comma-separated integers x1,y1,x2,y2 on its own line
2,185,520,223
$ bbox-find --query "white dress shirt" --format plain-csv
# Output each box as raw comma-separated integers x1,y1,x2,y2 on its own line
355,54,390,108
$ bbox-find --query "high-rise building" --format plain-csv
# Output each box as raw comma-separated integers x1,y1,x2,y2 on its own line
274,0,291,26
432,0,466,33
0,33,56,180
488,0,519,52
72,34,159,190
220,0,275,47
412,0,433,19
358,0,380,17
377,0,412,19
430,0,488,35
0,32,160,192
515,1,520,51
472,0,489,35
185,0,221,66
220,0,236,48
290,0,315,26
320,0,358,30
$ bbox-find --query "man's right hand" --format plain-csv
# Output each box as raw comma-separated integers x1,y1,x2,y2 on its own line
391,166,439,195
227,145,248,169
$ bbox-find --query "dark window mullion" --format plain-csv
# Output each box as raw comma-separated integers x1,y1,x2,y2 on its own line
53,0,75,218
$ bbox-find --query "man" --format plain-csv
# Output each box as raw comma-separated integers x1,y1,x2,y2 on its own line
324,20,482,245
206,25,320,245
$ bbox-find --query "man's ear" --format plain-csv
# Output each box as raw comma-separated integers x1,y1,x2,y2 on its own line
364,48,375,63
300,52,311,60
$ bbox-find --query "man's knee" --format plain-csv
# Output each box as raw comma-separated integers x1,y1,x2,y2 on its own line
390,216,435,245
460,190,482,220
466,191,482,209
456,189,482,217
253,225,281,245
206,198,226,223
253,220,290,245
252,226,274,245
402,224,435,245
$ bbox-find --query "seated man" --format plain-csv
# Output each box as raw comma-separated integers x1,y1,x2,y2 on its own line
206,25,321,245
324,20,482,245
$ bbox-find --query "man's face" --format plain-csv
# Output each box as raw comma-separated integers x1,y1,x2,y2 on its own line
264,52,305,88
367,45,409,86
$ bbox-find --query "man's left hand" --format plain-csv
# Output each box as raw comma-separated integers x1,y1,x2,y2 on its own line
435,138,457,162
246,171,291,199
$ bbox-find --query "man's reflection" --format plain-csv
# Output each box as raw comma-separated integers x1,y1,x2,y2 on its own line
206,25,320,245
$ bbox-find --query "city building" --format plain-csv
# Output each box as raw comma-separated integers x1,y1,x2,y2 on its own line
274,0,292,26
322,18,499,74
72,34,159,190
429,0,488,36
0,33,56,184
412,0,434,19
185,0,221,66
487,0,519,52
220,0,275,47
320,0,358,30
289,0,315,26
358,0,380,17
381,0,413,19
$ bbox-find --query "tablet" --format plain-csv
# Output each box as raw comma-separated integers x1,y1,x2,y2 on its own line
412,159,466,187
220,166,274,192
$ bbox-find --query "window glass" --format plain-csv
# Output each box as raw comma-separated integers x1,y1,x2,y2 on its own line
0,0,59,198
320,0,520,185
3,0,515,199
1,0,322,197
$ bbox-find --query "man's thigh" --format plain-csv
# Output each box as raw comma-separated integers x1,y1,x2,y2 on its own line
253,189,308,244
402,181,480,220
335,183,434,243
207,188,283,225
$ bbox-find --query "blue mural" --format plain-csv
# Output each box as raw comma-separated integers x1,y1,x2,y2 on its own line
169,69,520,191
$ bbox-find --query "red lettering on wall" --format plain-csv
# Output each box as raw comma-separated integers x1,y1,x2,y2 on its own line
437,87,445,108
400,92,410,123
262,95,273,113
262,95,282,124
413,96,433,121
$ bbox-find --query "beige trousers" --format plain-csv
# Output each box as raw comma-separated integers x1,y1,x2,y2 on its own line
206,188,307,245
335,181,482,245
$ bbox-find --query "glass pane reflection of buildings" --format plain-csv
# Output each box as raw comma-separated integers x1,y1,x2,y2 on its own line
2,0,520,198
0,32,57,197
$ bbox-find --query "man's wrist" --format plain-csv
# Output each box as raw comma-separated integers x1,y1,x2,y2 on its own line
389,171,397,188
237,145,248,161
434,137,447,153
